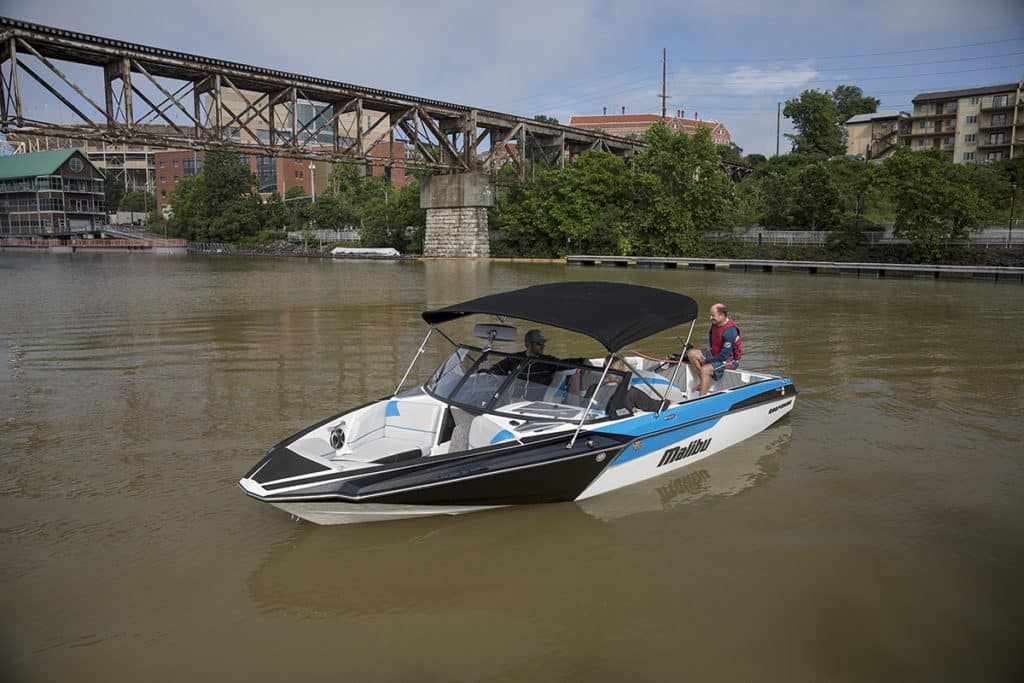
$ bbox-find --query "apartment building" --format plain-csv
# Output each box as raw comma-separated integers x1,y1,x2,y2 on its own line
569,109,732,146
0,148,105,235
905,80,1023,163
844,110,911,161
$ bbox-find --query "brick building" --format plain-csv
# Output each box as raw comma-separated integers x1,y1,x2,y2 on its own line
569,109,732,146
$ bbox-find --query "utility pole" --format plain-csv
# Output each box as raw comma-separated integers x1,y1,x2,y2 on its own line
661,48,668,118
776,102,781,157
1010,183,1017,248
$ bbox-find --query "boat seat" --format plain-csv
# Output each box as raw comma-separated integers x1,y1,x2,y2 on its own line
468,414,518,450
542,368,582,404
630,368,687,403
342,400,442,462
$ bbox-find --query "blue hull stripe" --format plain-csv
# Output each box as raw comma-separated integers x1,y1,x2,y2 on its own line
609,418,721,466
592,378,790,467
385,400,401,417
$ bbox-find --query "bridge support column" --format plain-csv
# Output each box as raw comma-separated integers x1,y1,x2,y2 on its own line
420,173,494,257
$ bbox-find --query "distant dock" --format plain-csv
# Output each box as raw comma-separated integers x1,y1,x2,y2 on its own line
1,237,187,255
566,255,1024,284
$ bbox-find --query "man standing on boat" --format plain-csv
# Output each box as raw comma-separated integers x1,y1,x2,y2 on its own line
685,303,741,397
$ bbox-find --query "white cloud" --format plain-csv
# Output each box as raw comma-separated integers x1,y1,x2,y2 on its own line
723,65,820,95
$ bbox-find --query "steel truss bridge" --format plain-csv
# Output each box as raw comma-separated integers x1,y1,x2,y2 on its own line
0,16,750,180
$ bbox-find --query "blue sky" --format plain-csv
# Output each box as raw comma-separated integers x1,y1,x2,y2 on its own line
4,0,1024,157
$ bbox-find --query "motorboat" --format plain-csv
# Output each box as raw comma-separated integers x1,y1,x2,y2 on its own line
238,282,796,524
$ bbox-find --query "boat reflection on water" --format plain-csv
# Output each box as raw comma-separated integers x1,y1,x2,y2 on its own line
576,423,791,522
245,425,790,617
245,503,611,617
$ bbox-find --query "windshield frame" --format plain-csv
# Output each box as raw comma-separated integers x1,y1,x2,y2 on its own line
422,344,626,424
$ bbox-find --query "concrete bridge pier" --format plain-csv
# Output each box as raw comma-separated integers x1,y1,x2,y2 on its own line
420,173,495,257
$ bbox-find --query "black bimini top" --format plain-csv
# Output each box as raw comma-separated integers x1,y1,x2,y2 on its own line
422,281,699,352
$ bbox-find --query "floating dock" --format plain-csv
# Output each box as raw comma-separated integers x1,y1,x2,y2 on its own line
566,256,1024,283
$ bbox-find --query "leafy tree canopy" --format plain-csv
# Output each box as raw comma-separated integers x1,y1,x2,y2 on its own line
783,89,845,157
833,85,880,126
879,147,994,261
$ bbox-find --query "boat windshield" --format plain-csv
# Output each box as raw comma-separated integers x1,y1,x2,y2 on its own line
425,346,629,420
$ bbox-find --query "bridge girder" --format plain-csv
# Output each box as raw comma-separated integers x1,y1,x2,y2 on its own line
0,16,645,175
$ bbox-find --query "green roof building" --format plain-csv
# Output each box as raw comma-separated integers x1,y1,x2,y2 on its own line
0,148,106,235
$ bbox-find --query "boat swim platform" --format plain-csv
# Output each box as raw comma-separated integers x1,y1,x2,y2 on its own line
566,255,1024,283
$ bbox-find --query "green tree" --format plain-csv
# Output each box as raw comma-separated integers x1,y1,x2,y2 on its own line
626,122,732,255
104,176,125,215
743,153,768,168
165,147,265,242
783,89,844,156
119,190,155,212
880,147,993,261
791,162,843,230
718,142,744,163
833,85,880,128
164,174,206,239
498,150,631,256
202,147,256,212
533,114,560,125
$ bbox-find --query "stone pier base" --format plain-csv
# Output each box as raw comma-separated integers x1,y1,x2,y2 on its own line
420,172,494,257
423,207,490,257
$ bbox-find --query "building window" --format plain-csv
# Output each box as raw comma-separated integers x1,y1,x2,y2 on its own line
993,95,1008,107
919,120,932,130
161,189,166,197
966,115,978,124
963,152,975,161
965,133,976,143
943,136,953,146
173,176,179,182
969,96,980,105
159,160,165,168
987,151,1003,161
160,174,166,182
992,113,1007,126
173,160,178,168
68,157,84,172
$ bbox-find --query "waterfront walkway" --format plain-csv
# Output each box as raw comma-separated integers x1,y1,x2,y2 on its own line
1,237,187,254
567,255,1024,283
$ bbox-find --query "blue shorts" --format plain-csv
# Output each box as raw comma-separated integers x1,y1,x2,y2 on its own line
709,360,738,380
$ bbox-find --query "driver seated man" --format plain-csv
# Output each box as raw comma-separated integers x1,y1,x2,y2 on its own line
489,329,588,400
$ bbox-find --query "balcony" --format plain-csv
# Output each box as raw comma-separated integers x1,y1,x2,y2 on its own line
977,139,1011,150
978,119,1011,131
981,99,1014,112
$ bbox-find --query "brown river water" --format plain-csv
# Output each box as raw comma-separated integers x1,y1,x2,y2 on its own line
1,253,1022,682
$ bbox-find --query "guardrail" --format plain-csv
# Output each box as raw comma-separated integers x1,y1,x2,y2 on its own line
704,224,1024,246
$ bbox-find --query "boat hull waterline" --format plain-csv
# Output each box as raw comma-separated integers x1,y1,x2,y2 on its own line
239,378,795,524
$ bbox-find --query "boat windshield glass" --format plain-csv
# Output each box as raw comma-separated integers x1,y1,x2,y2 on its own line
425,346,629,420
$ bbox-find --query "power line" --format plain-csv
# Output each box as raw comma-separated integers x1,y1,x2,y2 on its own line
682,36,1024,63
499,49,1024,113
